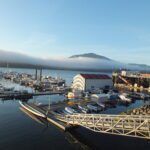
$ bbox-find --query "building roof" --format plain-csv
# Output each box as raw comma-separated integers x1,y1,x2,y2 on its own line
80,73,111,79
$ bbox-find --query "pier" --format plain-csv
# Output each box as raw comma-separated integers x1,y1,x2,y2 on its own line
56,113,150,139
19,102,150,139
22,102,77,131
0,91,64,100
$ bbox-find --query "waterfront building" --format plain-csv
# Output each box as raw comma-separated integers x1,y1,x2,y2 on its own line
113,70,150,89
72,73,113,92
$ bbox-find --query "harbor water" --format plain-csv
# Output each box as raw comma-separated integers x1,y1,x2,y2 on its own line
0,68,150,150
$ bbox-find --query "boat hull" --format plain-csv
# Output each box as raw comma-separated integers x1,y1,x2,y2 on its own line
19,101,46,118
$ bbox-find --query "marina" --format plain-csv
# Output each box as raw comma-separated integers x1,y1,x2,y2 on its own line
18,100,150,139
0,68,150,150
1,69,67,92
1,1,150,149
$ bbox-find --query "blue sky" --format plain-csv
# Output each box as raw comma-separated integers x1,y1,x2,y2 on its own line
0,0,150,65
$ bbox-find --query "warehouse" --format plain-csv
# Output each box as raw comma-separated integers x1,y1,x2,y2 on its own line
72,73,113,92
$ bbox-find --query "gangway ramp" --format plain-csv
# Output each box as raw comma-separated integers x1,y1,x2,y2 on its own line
55,113,150,139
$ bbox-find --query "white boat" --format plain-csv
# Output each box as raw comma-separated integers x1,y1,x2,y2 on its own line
20,107,45,125
119,94,132,103
91,94,109,103
78,104,89,113
3,87,14,92
19,101,46,118
62,109,71,115
87,103,101,112
97,101,105,109
0,85,4,92
65,107,77,114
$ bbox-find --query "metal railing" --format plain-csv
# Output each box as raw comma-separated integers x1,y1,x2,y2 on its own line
56,113,150,139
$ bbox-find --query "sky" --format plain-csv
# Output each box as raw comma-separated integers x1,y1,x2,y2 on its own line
0,0,150,65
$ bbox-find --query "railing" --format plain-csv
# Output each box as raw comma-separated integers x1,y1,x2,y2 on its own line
56,113,150,139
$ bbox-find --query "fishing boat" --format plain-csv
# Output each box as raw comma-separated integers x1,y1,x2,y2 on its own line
19,101,46,118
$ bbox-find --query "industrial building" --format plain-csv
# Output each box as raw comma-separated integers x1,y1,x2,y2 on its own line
113,71,150,89
72,73,113,92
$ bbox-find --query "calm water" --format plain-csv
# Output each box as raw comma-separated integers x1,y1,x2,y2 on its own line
0,68,150,150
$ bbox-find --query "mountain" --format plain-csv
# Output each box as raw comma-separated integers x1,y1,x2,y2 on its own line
69,53,111,60
128,63,150,68
0,50,149,72
69,53,150,71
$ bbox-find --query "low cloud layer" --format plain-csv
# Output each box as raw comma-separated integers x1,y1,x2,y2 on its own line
0,49,149,71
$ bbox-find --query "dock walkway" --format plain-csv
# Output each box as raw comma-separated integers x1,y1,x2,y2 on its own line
19,102,150,139
0,91,64,100
26,103,74,131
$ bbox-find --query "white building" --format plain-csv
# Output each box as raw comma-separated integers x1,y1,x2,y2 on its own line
72,73,113,92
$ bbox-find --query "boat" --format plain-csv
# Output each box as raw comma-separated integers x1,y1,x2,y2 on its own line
119,94,132,103
0,85,4,93
65,107,77,114
97,101,105,109
78,104,89,113
62,109,71,115
0,72,2,79
91,93,109,103
87,103,101,112
20,107,46,125
19,101,46,118
3,87,14,92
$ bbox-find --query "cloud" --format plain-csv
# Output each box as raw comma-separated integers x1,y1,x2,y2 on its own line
0,49,149,71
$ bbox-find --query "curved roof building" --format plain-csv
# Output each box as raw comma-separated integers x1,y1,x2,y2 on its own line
72,73,112,92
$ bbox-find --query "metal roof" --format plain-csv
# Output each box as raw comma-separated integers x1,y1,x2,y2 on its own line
80,74,111,79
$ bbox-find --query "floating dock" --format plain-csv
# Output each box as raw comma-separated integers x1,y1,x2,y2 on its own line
18,101,150,139
0,91,64,100
19,102,76,131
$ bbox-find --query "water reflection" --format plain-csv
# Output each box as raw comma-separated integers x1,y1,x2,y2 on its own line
19,106,92,150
